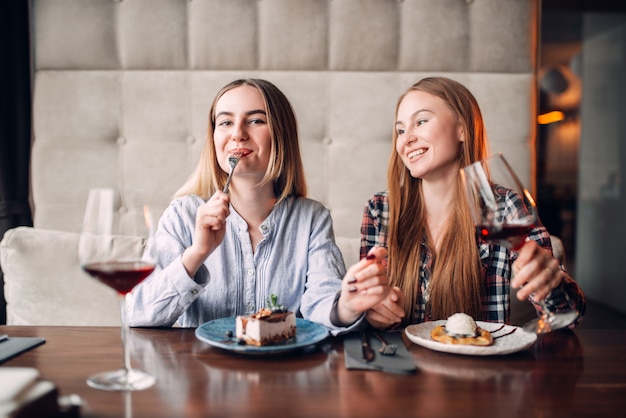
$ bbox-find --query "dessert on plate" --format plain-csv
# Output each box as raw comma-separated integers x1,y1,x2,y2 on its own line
430,313,494,346
235,294,296,346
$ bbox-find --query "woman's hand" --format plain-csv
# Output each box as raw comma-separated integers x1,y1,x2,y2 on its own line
336,247,391,325
511,239,563,302
365,286,405,329
181,191,230,276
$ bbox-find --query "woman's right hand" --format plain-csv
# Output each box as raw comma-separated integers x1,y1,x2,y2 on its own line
366,286,405,329
182,191,230,276
336,247,391,325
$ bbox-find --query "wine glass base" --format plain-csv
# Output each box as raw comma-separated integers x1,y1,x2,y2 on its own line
87,368,156,391
523,310,579,334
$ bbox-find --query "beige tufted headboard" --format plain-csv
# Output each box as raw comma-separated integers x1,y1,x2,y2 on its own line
1,0,538,325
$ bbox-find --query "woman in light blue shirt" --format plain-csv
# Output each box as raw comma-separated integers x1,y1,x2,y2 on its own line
127,79,389,331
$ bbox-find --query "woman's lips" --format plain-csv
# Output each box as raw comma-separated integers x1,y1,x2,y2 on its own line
408,148,426,160
230,149,251,157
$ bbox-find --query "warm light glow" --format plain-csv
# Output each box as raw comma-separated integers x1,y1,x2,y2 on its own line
143,205,152,230
537,111,565,125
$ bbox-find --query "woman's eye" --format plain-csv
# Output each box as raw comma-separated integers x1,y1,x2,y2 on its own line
417,119,427,126
248,118,266,125
217,120,232,127
396,128,405,136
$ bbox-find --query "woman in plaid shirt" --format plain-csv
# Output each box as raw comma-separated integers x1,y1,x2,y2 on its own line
361,77,586,329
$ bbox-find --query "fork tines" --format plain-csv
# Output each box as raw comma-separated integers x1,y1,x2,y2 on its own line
371,331,398,356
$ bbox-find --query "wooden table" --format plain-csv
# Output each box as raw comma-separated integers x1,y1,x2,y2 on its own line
1,325,625,418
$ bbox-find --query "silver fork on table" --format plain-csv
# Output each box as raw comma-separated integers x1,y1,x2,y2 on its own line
222,153,242,193
371,330,397,355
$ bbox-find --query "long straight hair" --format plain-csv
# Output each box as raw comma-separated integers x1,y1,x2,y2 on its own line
175,79,307,202
386,77,489,322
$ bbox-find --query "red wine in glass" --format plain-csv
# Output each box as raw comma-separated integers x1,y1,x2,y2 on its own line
475,223,535,251
79,188,156,391
83,261,155,295
461,153,578,334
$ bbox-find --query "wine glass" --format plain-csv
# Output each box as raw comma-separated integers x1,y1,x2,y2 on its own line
79,188,156,391
460,153,578,334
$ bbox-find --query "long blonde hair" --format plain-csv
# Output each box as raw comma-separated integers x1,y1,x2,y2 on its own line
175,79,307,202
387,77,489,322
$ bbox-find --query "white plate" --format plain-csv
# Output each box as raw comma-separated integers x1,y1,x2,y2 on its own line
195,317,329,355
405,320,537,356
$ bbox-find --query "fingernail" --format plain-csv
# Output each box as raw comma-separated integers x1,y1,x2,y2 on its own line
347,277,357,284
348,286,358,293
366,254,376,260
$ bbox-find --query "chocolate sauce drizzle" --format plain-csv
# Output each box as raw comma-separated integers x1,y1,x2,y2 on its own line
492,327,517,339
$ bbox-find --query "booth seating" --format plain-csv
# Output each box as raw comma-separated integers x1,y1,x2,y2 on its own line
0,0,538,326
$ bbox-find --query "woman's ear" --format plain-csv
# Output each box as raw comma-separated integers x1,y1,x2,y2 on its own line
457,124,465,142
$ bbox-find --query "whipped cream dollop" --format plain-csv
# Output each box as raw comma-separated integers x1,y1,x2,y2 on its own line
445,313,478,337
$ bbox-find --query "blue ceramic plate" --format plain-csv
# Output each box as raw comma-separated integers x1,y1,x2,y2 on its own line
195,317,329,355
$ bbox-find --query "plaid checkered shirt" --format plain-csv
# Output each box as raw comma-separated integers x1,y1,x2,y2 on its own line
360,190,586,325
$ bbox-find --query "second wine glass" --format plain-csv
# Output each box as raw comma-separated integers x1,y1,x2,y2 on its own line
79,188,156,391
460,153,578,334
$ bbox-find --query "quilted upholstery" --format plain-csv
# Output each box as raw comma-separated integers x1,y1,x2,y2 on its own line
1,0,538,325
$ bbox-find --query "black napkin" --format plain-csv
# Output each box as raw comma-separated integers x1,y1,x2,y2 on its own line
344,331,417,375
0,337,46,364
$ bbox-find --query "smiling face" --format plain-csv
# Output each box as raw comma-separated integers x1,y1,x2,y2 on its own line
395,90,464,182
213,84,273,183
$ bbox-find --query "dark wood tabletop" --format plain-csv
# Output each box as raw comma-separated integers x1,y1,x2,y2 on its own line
1,325,625,418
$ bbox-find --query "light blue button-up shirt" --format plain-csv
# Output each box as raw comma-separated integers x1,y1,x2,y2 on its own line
127,194,358,333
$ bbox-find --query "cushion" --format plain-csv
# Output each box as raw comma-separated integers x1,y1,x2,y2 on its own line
1,227,120,326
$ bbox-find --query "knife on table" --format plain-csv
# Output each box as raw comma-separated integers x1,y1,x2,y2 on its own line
360,331,375,363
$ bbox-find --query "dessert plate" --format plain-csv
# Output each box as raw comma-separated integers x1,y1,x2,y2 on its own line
405,320,537,356
195,317,329,355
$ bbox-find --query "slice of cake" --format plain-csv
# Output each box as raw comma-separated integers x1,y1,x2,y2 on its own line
235,295,296,346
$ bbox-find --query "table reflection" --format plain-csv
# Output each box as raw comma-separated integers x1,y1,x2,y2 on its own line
127,327,584,417
0,325,618,418
407,329,583,417
129,329,334,416
529,329,584,413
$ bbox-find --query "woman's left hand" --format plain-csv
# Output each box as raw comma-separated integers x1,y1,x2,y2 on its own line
511,239,563,302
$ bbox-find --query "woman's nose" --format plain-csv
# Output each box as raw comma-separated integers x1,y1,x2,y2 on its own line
403,131,417,146
231,122,248,141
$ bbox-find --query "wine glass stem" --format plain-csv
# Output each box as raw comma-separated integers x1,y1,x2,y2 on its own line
120,294,132,375
540,300,553,319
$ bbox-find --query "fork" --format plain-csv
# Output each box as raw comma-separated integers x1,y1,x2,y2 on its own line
371,330,397,355
222,154,242,193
